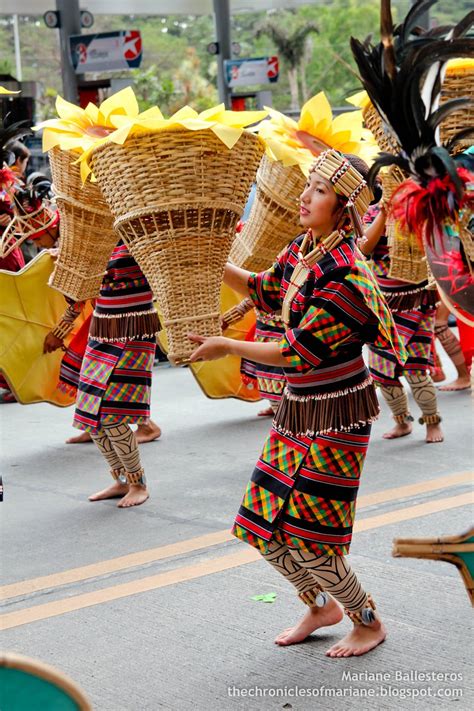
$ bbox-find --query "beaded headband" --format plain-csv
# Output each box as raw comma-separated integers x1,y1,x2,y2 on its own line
310,149,373,218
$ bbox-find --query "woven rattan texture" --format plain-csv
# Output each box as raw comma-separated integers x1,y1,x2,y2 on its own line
49,148,110,210
387,219,428,284
91,129,264,364
48,149,117,300
230,156,304,272
380,165,427,283
439,69,474,150
363,103,400,155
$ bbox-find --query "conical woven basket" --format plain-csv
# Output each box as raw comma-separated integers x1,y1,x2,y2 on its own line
90,128,264,364
440,64,474,152
382,165,428,284
48,148,117,300
230,155,304,272
362,103,400,155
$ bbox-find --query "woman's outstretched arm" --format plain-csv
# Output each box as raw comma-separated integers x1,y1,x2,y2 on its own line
188,334,288,367
224,263,252,296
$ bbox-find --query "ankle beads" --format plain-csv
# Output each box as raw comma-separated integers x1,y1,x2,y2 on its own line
111,468,126,483
126,468,147,486
345,595,376,625
418,414,442,425
299,586,329,608
393,413,414,424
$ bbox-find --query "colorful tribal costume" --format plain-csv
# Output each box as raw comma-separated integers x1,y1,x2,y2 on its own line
231,150,407,631
238,306,286,413
363,205,442,427
56,242,159,488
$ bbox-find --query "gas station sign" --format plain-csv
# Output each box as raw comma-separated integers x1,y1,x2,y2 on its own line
224,56,279,88
69,30,142,73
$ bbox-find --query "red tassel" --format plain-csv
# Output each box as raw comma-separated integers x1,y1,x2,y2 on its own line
388,168,474,248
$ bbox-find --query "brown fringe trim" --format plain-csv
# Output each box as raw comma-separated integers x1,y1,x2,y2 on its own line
273,378,380,437
89,309,160,343
384,285,439,312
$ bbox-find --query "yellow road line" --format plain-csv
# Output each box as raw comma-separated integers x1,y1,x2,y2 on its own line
1,491,471,631
355,492,474,531
1,470,471,601
0,530,233,601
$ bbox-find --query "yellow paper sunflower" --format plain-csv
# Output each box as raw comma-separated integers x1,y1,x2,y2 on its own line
35,87,267,181
257,91,373,174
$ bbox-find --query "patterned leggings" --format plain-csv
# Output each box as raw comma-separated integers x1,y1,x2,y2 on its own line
434,322,466,369
261,536,373,620
379,373,441,425
90,423,145,485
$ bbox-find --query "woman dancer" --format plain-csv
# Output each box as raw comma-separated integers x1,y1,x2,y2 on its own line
44,240,160,507
359,204,444,442
190,150,406,657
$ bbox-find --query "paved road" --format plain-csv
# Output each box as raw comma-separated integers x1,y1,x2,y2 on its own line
1,353,472,710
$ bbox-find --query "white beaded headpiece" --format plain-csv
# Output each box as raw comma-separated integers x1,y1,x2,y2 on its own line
310,149,373,218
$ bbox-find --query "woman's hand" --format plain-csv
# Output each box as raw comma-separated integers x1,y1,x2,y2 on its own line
188,334,231,362
0,213,11,227
43,332,64,353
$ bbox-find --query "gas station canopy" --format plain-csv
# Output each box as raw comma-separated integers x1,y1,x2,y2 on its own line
1,0,314,15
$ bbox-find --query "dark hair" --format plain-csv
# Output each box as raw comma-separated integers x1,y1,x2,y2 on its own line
343,153,382,204
9,140,30,161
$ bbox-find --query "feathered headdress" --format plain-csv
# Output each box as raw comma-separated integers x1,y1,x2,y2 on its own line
350,0,474,244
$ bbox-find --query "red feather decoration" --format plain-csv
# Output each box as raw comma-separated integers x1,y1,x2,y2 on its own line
388,167,474,247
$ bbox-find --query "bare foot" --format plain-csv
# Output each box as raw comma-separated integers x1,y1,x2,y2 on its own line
438,377,471,391
89,481,129,501
274,597,343,646
66,431,92,444
326,620,387,658
382,422,412,439
135,421,162,444
258,406,275,417
426,423,444,443
431,368,446,383
118,484,149,508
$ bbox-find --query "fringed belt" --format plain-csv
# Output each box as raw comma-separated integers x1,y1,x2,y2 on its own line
89,308,161,343
273,376,380,438
381,284,439,312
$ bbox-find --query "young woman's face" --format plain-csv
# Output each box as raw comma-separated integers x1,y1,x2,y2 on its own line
299,171,342,234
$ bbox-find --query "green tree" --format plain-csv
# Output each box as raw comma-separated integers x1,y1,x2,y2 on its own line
255,13,319,111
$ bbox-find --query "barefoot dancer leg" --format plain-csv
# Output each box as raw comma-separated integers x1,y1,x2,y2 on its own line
435,321,470,391
88,426,129,500
89,424,148,506
262,538,344,645
405,374,443,443
378,382,414,439
261,540,385,655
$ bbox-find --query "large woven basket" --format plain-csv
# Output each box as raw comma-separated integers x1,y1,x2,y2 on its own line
362,102,400,155
382,165,428,284
49,148,117,301
440,64,474,151
90,128,264,364
230,155,305,272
